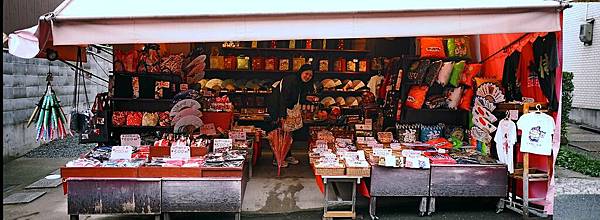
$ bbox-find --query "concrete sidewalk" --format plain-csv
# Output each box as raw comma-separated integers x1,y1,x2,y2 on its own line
567,123,600,159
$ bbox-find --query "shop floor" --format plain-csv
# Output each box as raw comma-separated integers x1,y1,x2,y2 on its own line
3,191,46,205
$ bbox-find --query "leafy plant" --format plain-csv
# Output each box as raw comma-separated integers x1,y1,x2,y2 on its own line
561,71,574,143
556,147,600,177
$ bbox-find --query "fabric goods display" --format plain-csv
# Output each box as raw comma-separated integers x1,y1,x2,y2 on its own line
424,60,443,86
209,48,225,70
444,126,465,141
114,49,139,72
449,60,465,87
476,82,506,103
160,54,184,75
460,64,481,87
425,95,447,109
236,56,250,70
458,88,474,111
268,128,293,176
436,61,454,86
426,137,453,149
29,84,71,141
172,108,203,126
406,60,430,85
474,77,501,88
142,112,159,126
419,37,446,59
470,127,492,143
158,111,171,127
252,56,265,71
396,124,421,143
126,111,143,126
447,37,471,59
224,55,237,70
405,85,429,109
205,79,224,91
447,87,463,110
137,45,161,73
265,57,278,71
420,124,444,142
472,104,498,123
279,59,290,71
112,111,127,127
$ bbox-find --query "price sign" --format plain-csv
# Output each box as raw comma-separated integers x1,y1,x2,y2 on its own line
201,123,217,135
373,148,392,157
384,155,397,167
509,110,519,121
365,137,376,142
390,143,402,149
213,139,233,153
120,134,141,147
356,137,366,144
229,131,246,141
170,145,191,159
336,138,353,144
110,146,133,160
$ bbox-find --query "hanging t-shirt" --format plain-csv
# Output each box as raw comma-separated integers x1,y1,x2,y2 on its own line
502,51,522,102
494,119,517,173
516,112,555,156
532,33,559,111
518,43,547,103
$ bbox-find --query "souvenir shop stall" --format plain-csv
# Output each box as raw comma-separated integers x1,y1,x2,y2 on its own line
6,1,567,220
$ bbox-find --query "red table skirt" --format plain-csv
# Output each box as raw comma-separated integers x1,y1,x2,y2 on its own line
311,166,370,198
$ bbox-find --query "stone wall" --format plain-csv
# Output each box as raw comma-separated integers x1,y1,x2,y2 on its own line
3,50,111,162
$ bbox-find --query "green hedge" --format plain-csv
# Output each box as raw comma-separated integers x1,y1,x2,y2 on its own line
556,147,600,177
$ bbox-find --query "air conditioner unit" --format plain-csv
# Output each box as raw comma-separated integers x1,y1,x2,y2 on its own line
580,18,595,46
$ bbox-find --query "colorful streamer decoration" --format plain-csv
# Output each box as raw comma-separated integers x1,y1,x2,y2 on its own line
28,83,71,141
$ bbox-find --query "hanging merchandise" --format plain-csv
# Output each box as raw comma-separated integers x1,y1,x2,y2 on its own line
319,59,329,72
446,37,472,59
236,55,250,70
494,116,517,173
292,57,306,71
137,44,162,73
474,96,496,111
81,92,110,143
460,64,481,87
502,51,522,102
265,57,278,71
458,88,474,111
446,87,463,109
268,128,293,176
406,60,429,85
532,32,559,111
209,47,224,70
436,61,454,86
470,127,492,143
405,85,429,109
472,104,498,123
160,53,185,75
517,43,547,103
279,58,290,71
473,114,497,133
476,82,505,104
448,60,465,87
516,107,555,156
419,37,446,59
224,55,237,70
30,70,72,141
423,60,442,86
252,56,265,71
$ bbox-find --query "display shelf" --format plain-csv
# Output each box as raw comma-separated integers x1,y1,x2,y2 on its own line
111,71,183,81
111,97,174,103
311,90,366,97
221,47,370,53
112,126,173,131
204,69,373,80
399,107,470,126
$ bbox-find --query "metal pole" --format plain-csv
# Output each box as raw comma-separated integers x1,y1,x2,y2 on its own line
59,59,109,83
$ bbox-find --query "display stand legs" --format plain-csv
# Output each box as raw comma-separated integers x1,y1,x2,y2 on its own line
322,176,359,220
369,197,378,220
427,197,435,216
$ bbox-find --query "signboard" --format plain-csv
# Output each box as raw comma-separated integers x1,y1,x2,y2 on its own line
120,134,141,147
170,145,191,159
373,148,392,157
110,146,133,160
229,131,247,141
201,123,217,135
213,139,233,153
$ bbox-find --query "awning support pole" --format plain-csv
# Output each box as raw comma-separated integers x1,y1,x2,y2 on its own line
58,59,109,83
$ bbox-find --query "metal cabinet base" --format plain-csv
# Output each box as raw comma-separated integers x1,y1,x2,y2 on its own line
369,166,431,219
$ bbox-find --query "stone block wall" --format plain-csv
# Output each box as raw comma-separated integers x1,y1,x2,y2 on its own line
3,51,111,162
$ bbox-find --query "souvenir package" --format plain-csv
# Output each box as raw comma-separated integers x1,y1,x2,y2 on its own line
473,114,497,133
458,88,474,111
437,61,454,86
405,85,429,109
419,37,446,59
420,124,444,142
359,59,368,72
112,111,127,126
449,60,466,87
423,60,443,86
160,53,185,75
132,77,140,98
293,57,306,71
209,48,224,70
319,59,329,72
334,57,346,72
252,56,265,71
447,87,463,109
224,55,237,70
279,58,290,71
346,60,357,72
265,57,278,71
426,137,453,149
406,60,429,85
460,64,481,87
447,37,471,59
142,112,159,126
396,124,421,143
158,111,171,127
425,95,447,109
126,111,143,126
114,49,139,73
237,55,250,70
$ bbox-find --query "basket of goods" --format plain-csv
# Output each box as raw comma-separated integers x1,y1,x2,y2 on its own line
345,160,371,177
314,157,345,176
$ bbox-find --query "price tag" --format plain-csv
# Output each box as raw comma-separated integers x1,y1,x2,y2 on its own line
366,140,379,147
110,146,133,160
336,138,353,144
365,137,376,142
213,139,233,153
509,110,519,121
229,131,247,141
390,143,402,149
385,155,397,167
356,137,366,144
120,134,141,147
201,123,217,135
170,145,191,159
372,143,384,149
373,148,392,157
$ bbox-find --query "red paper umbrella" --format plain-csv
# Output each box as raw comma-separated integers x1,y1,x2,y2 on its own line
267,128,292,176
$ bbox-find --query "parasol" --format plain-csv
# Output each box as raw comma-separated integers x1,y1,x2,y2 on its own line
267,128,292,176
29,73,71,141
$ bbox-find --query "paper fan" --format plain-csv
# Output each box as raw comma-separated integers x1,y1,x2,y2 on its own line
332,79,343,87
172,108,203,125
205,79,223,91
222,79,236,91
345,96,359,107
198,79,208,89
321,97,336,107
321,79,336,89
174,115,204,134
474,96,496,112
476,82,505,103
170,99,201,117
352,80,366,91
335,97,346,106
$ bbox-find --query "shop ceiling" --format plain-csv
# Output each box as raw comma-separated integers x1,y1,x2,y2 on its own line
44,0,566,45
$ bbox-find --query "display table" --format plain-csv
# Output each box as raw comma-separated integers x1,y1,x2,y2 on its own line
322,176,362,220
369,166,430,219
62,164,248,220
428,164,508,215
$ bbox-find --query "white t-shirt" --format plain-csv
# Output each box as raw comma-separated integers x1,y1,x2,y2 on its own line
494,119,517,173
516,112,555,156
